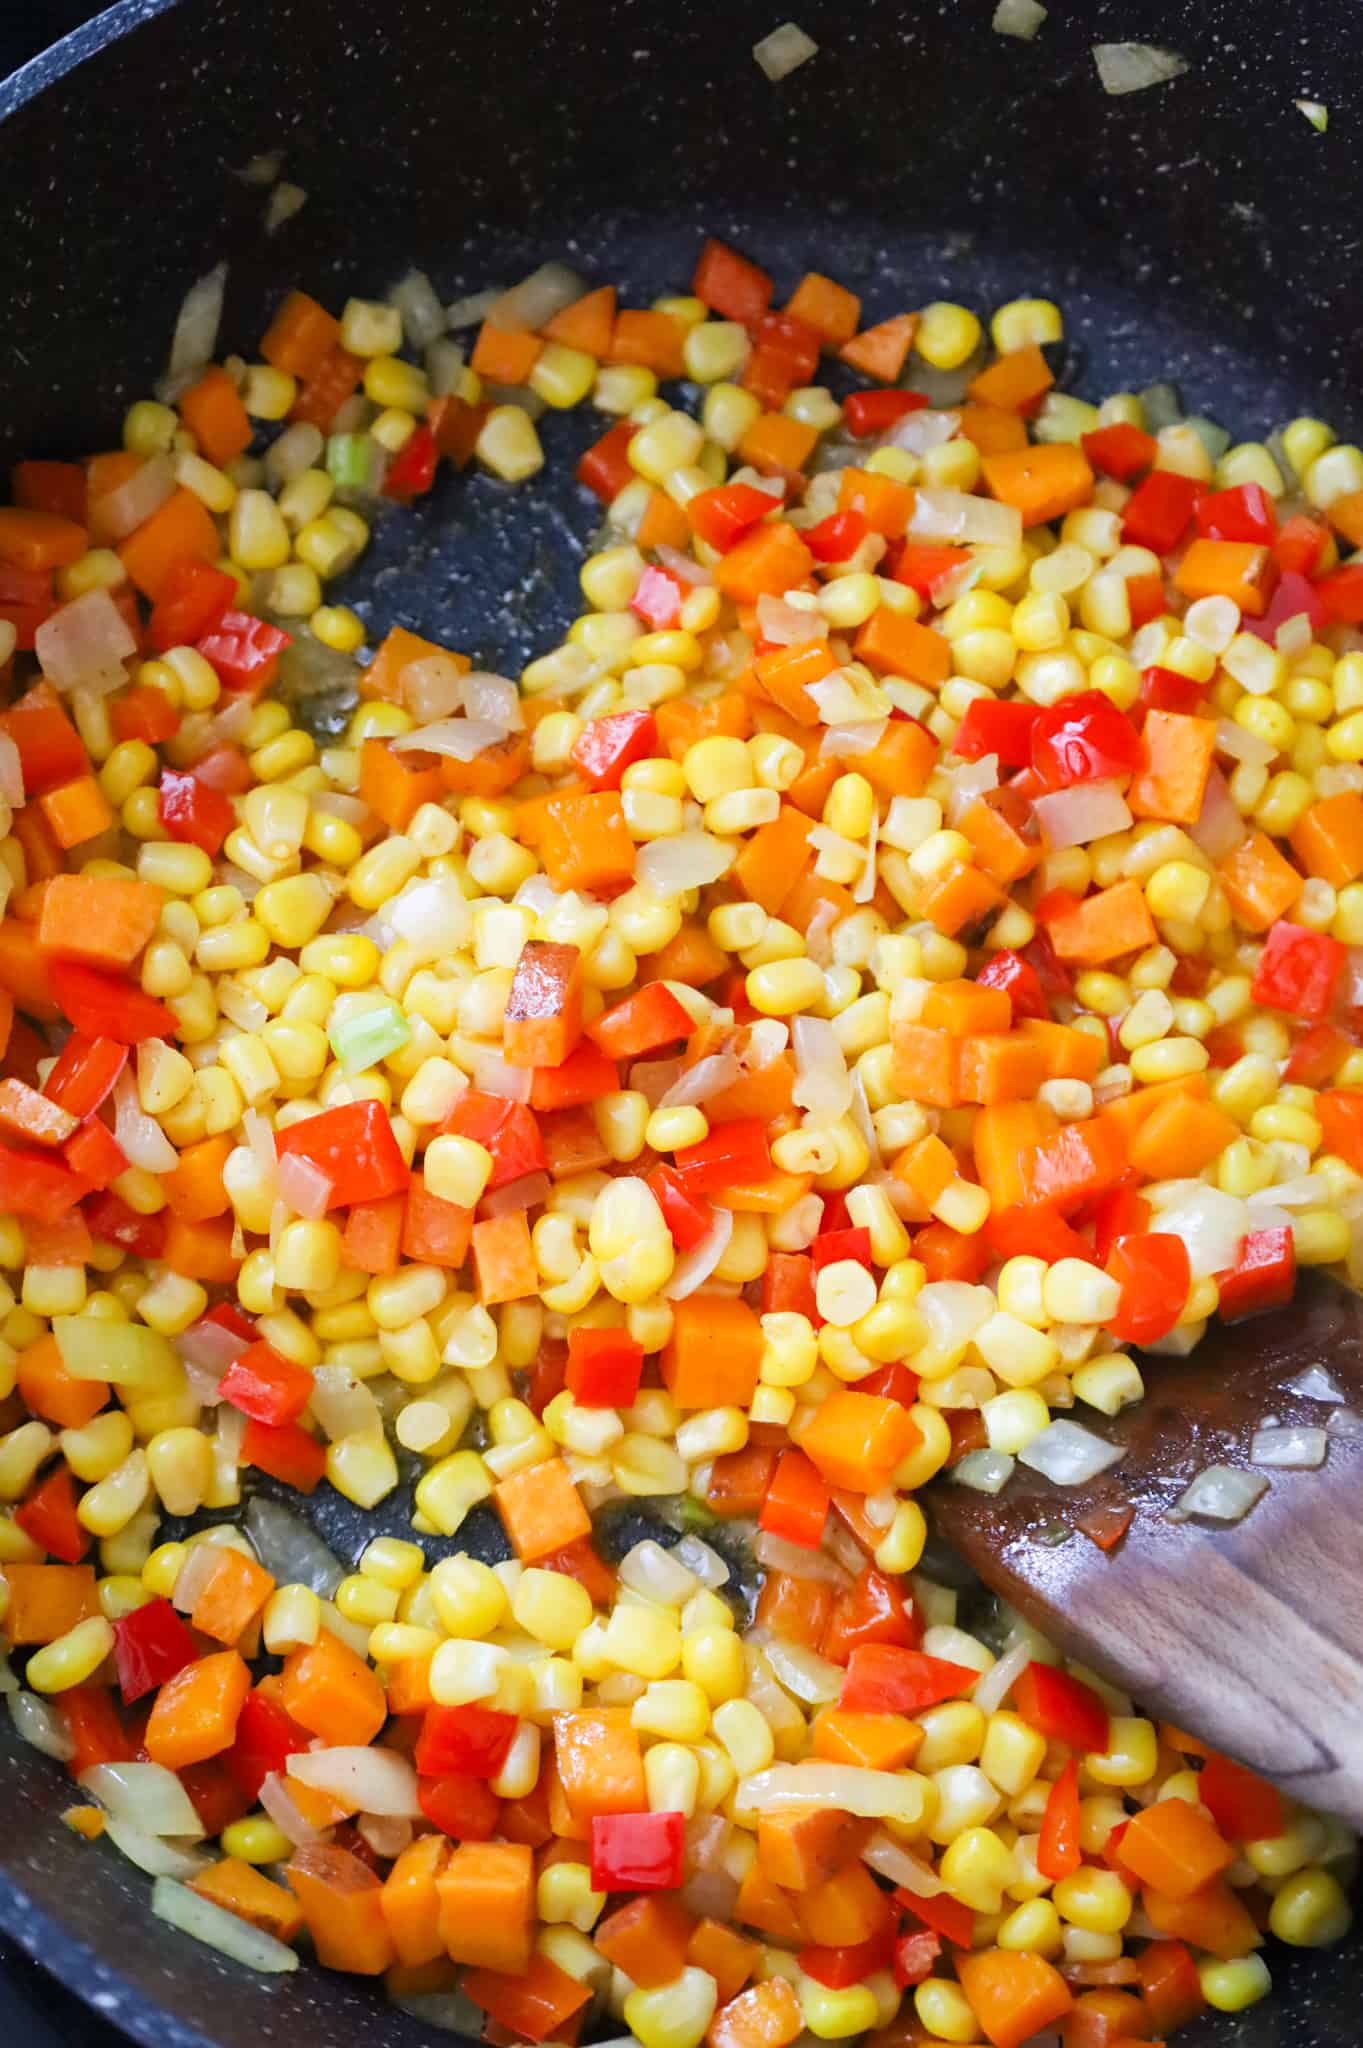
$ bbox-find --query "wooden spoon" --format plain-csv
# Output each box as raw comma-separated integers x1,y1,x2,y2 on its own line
930,1270,1363,1826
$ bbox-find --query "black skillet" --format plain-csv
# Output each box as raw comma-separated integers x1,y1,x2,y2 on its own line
0,0,1361,2041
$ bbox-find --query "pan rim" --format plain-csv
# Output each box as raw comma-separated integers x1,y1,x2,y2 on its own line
0,0,180,122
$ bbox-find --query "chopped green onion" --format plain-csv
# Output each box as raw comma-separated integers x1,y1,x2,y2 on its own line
326,433,377,490
1295,99,1328,132
329,999,412,1075
151,1877,299,1973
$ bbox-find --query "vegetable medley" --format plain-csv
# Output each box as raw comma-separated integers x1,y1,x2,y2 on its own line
0,233,1359,2045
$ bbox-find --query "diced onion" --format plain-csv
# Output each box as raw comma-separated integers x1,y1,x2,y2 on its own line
638,831,735,896
807,669,891,724
462,670,524,729
79,1762,205,1838
763,1639,844,1704
673,1535,730,1589
277,1151,333,1220
8,1689,74,1761
1247,1174,1326,1210
792,1015,853,1121
1328,1407,1363,1436
36,586,138,694
1018,1420,1125,1485
259,1769,329,1846
917,1280,995,1356
488,263,586,334
993,0,1047,36
753,21,818,79
0,732,22,808
390,874,473,956
660,1051,742,1108
863,1831,945,1896
264,183,307,233
1148,1185,1250,1278
889,409,961,455
152,1875,298,1973
1296,99,1329,133
287,1746,420,1816
664,1208,735,1299
215,1402,246,1469
737,1763,924,1825
358,1812,414,1859
1286,1364,1345,1402
1033,780,1133,850
1168,1464,1268,1523
1093,41,1189,94
1190,766,1247,861
951,1449,1016,1495
168,262,228,378
1216,716,1276,769
388,269,447,349
972,1637,1033,1715
170,1542,222,1614
630,1057,682,1106
821,717,888,757
112,1068,177,1173
618,1540,699,1606
104,1820,206,1880
656,545,714,588
471,1051,533,1101
177,1315,250,1379
1250,1425,1328,1469
752,1532,850,1583
445,288,501,330
481,1171,551,1216
394,716,508,761
756,593,827,646
909,488,1023,547
855,796,880,904
308,1365,382,1443
399,654,467,721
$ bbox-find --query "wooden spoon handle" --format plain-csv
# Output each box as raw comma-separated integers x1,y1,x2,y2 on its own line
931,1271,1363,1825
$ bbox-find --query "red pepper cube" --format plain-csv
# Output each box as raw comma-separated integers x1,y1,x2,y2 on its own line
806,510,870,563
1214,1225,1295,1322
1105,1232,1191,1347
382,422,439,501
590,1810,686,1892
196,611,291,694
646,1163,714,1251
1195,482,1277,545
686,482,777,552
952,697,1039,768
240,1416,326,1494
1030,689,1142,790
1080,422,1157,482
148,558,237,652
440,1090,545,1189
1121,470,1201,555
226,1687,311,1800
576,421,637,503
587,983,692,1061
565,1326,645,1409
843,389,929,438
672,1116,771,1195
274,1098,409,1208
758,1448,831,1549
570,709,659,792
217,1339,315,1428
628,566,686,632
157,767,236,857
811,1226,873,1274
1249,919,1346,1022
111,1597,200,1702
415,1703,518,1779
974,949,1048,1022
1012,1660,1110,1752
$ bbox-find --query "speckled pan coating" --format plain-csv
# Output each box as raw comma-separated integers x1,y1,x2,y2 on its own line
0,0,1359,2040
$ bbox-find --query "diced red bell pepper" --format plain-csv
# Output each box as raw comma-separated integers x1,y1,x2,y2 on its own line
111,1596,200,1702
1273,515,1328,578
0,564,55,651
891,543,972,600
566,1326,644,1409
1013,1661,1109,1753
382,422,439,501
570,709,659,792
856,1361,920,1408
441,1091,545,1189
13,461,88,526
590,1810,685,1892
891,1927,944,1989
148,558,236,652
745,313,821,409
811,1225,873,1273
1031,690,1142,789
82,1188,167,1258
672,1115,771,1194
63,1116,127,1190
647,1162,715,1251
217,1339,315,1427
43,1035,127,1120
227,1688,312,1801
1138,1939,1207,2037
895,1889,974,1950
806,510,869,563
952,697,1039,767
759,1448,831,1549
974,949,1048,1023
1126,570,1168,627
1081,423,1157,482
588,984,692,1061
693,238,773,327
14,1465,89,1563
1197,1750,1283,1843
1076,1502,1135,1552
1106,1232,1190,1347
58,1685,133,1773
1036,1757,1082,1880
843,389,929,438
839,1645,980,1714
0,680,88,794
1195,482,1277,546
111,684,180,746
1121,470,1201,555
1020,928,1074,1001
415,1704,518,1779
576,422,637,504
419,1771,501,1839
1283,1021,1350,1088
1138,663,1208,716
686,482,777,553
1086,1176,1151,1264
1250,919,1346,1022
185,742,255,793
1214,1225,1295,1322
987,1202,1097,1266
821,1566,920,1666
0,1145,88,1222
48,959,176,1044
240,1416,326,1493
528,1041,618,1113
628,566,686,631
799,1929,897,1988
1316,564,1363,625
275,1098,409,1208
196,611,291,694
158,767,236,857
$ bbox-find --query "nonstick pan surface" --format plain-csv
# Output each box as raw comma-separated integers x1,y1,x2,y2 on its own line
0,0,1360,2041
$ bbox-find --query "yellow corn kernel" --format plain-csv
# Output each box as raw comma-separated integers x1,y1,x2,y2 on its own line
1199,1956,1272,2013
1053,1865,1133,1935
263,1583,321,1654
915,303,983,371
912,1977,979,2044
1085,1713,1159,1786
27,1615,116,1693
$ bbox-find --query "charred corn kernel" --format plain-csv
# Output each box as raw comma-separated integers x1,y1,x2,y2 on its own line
913,1977,979,2044
1199,1956,1271,2013
263,1583,321,1654
1085,1714,1158,1786
915,302,983,370
27,1616,116,1694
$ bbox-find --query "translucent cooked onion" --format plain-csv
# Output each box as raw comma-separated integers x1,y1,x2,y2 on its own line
1033,780,1133,850
79,1762,205,1838
1149,1185,1250,1278
909,488,1023,547
471,1051,533,1101
488,263,586,334
0,732,22,808
480,1170,550,1216
630,1057,683,1106
9,1689,75,1761
1018,1420,1125,1485
264,182,307,233
753,21,818,78
656,545,714,587
394,716,508,761
951,1448,1016,1495
277,1151,333,1220
972,1637,1034,1715
259,1769,329,1846
170,1542,222,1614
807,669,890,724
673,1534,730,1588
89,451,178,545
152,1876,299,1973
388,269,447,350
168,262,228,378
288,1746,420,1816
763,1639,844,1704
445,288,501,330
664,1208,734,1299
308,1365,382,1442
1216,716,1276,769
756,593,827,646
358,1812,414,1859
398,653,467,720
617,1539,699,1606
660,1051,742,1108
113,1068,177,1172
1287,1364,1345,1402
993,0,1047,36
389,874,473,956
638,831,735,896
863,1831,945,1896
947,753,1000,821
752,1532,849,1583
1168,1464,1268,1523
792,1015,853,1120
36,586,138,694
821,717,888,757
1190,766,1247,861
1093,41,1189,94
1250,1425,1328,1469
889,409,960,455
737,1763,925,1825
104,1820,207,1880
462,670,524,729
177,1315,250,1378
917,1280,995,1355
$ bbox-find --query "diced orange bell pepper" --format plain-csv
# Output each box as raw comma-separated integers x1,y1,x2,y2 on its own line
800,1391,920,1493
191,1858,305,1944
1216,830,1304,933
661,1294,764,1408
144,1649,252,1770
493,1457,591,1560
286,1844,395,1975
1127,711,1218,824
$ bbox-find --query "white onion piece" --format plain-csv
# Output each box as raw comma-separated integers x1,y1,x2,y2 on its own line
1168,1464,1268,1523
863,1831,945,1896
655,545,714,587
1190,766,1247,861
1276,611,1313,657
1250,1425,1328,1468
79,1762,205,1838
471,1051,533,1102
242,1105,278,1180
0,732,23,807
488,263,586,334
752,1532,848,1583
264,182,307,233
358,1812,414,1859
113,1068,177,1173
36,586,137,694
807,669,891,724
737,1763,924,1825
617,1540,699,1607
394,716,508,761
168,262,228,378
1018,1420,1125,1485
673,1535,730,1589
756,593,827,646
1149,1186,1250,1279
680,1869,739,1922
1033,780,1133,850
390,874,473,955
104,1820,207,1881
259,1770,328,1846
278,1151,333,1220
764,1639,844,1704
170,1542,222,1614
308,1365,381,1441
993,0,1047,36
855,796,880,904
753,21,818,78
630,1058,683,1107
1247,1174,1326,1210
664,1208,735,1300
177,1315,251,1376
951,1449,1016,1495
947,753,1000,822
917,1280,995,1355
821,717,888,757
1329,1407,1363,1435
889,409,960,455
660,1051,742,1109
792,1015,853,1120
849,1074,883,1173
637,831,735,896
388,269,447,349
972,1637,1034,1715
909,488,1022,547
8,1689,75,1761
446,288,501,330
246,1498,343,1597
480,1171,551,1216
288,1746,420,1816
1215,716,1276,769
152,1876,298,1973
1286,1364,1345,1402
399,654,467,721
1093,41,1189,94
461,670,524,730
215,1401,246,1468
